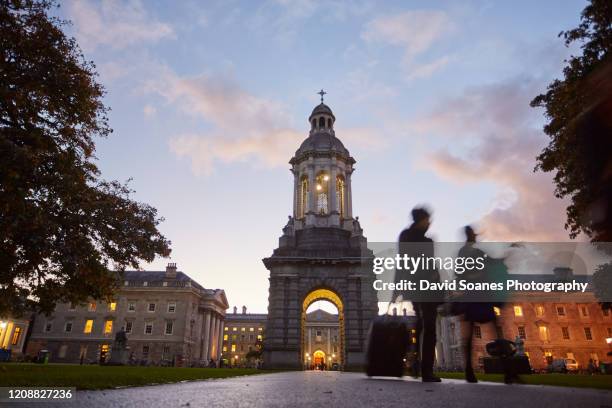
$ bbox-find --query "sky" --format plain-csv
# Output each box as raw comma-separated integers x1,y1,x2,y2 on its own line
55,0,588,313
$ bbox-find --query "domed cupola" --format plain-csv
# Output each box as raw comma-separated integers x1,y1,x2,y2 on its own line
285,90,360,232
308,90,336,133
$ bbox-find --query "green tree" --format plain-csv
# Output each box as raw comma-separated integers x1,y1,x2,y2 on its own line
0,0,171,316
530,0,612,241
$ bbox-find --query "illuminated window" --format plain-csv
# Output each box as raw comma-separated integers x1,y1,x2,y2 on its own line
258,327,263,331
539,325,549,341
88,302,96,312
584,327,592,340
562,327,570,340
315,172,329,214
517,326,526,339
535,305,544,317
513,306,523,317
231,344,236,352
11,327,22,345
167,302,176,313
108,302,116,312
249,327,254,332
223,346,227,352
232,327,237,331
144,322,153,335
493,307,501,316
241,327,246,332
223,334,228,341
84,319,94,334
232,334,237,341
104,320,113,335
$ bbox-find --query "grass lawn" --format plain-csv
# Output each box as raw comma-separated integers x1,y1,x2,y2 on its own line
0,363,274,390
437,371,612,390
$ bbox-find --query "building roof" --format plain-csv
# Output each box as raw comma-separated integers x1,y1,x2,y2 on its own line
309,102,335,120
305,309,338,323
122,270,205,290
295,131,349,158
225,313,268,323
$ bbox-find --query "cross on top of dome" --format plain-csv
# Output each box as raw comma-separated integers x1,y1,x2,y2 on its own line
317,89,327,103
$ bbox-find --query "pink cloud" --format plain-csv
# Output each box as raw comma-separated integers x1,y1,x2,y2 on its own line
413,79,574,242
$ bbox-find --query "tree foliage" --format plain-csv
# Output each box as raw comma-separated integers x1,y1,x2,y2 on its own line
0,0,171,316
530,0,612,241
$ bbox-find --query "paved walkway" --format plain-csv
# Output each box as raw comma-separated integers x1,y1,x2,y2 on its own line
28,371,612,408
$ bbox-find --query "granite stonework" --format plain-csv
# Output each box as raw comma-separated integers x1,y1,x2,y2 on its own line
262,101,378,370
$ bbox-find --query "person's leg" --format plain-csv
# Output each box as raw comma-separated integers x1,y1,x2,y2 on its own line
412,302,423,378
420,303,440,382
464,321,477,383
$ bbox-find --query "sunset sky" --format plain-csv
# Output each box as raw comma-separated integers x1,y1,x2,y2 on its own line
55,0,586,312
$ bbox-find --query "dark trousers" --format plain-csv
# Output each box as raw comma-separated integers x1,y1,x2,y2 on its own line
413,302,438,377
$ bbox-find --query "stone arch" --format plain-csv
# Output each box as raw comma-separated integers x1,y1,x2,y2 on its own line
301,287,345,369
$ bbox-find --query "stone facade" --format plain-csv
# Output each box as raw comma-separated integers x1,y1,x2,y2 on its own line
222,306,266,367
303,309,341,369
0,314,30,357
436,272,612,372
26,264,229,366
263,100,378,370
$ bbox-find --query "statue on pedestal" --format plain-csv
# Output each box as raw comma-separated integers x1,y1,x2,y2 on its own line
107,327,130,365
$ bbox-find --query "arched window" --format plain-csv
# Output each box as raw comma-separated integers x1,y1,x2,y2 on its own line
327,118,332,128
336,176,345,218
315,172,329,214
299,176,309,218
311,119,316,130
319,117,325,128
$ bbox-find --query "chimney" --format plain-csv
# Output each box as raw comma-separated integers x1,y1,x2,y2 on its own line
165,262,177,278
242,305,247,314
233,306,237,314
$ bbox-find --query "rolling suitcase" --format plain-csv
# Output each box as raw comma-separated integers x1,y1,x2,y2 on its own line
366,315,411,377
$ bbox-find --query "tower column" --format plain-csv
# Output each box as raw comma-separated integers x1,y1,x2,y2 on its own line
346,171,353,218
292,170,299,218
330,166,338,214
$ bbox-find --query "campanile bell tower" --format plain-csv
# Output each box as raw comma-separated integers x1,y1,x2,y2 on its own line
263,92,377,370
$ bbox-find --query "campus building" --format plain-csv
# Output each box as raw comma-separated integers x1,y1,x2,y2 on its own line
436,269,612,372
222,306,266,367
0,314,31,358
26,263,229,366
303,309,341,369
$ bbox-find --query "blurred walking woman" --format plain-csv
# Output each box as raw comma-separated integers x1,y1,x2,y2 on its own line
455,226,515,383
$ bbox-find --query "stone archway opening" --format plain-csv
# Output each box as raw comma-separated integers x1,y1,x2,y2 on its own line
302,288,344,370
